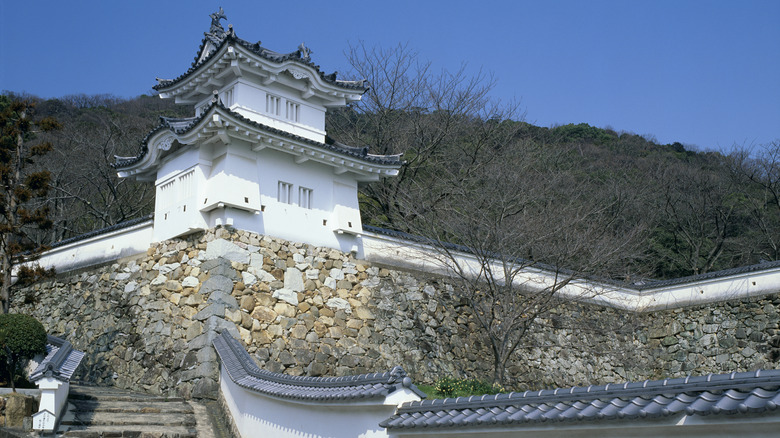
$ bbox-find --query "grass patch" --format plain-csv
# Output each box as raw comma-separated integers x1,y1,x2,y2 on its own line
421,378,503,399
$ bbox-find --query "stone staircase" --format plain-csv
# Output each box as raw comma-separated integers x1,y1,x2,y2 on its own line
57,385,217,438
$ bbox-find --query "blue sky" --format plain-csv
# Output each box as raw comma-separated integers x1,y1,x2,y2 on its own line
1,0,777,151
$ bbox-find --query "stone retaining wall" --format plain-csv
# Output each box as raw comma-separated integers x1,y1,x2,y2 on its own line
11,228,780,397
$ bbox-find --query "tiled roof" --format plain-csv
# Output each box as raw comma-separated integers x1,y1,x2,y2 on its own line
630,259,780,290
113,100,402,170
29,335,85,382
380,369,780,430
213,331,425,402
154,25,366,92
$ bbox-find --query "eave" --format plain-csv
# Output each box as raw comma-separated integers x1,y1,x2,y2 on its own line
115,102,401,182
155,36,366,106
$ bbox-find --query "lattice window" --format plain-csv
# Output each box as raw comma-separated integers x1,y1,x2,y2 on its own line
266,94,281,116
286,101,300,122
179,170,195,198
278,181,293,204
299,187,313,209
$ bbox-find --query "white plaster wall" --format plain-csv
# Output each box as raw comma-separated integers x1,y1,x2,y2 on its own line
255,148,362,252
360,230,780,312
231,80,326,142
153,148,211,241
29,219,153,274
220,367,400,438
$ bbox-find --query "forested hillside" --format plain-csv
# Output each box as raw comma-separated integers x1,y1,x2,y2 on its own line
3,68,777,282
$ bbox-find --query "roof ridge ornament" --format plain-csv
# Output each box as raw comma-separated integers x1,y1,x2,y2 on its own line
298,42,313,61
208,7,228,39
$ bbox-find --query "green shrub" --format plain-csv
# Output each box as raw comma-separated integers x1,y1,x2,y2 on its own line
0,313,47,391
432,377,503,398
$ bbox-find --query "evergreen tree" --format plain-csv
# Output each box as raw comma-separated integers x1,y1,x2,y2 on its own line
0,96,60,313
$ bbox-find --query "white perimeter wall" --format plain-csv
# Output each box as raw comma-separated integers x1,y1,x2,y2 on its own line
358,230,780,312
29,219,153,275
220,367,410,438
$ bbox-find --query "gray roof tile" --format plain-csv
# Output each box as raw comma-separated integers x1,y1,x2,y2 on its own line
380,369,780,430
29,335,85,382
114,100,401,170
154,22,367,93
213,331,425,402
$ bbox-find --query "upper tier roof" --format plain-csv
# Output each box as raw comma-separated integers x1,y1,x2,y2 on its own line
153,9,367,104
154,31,368,93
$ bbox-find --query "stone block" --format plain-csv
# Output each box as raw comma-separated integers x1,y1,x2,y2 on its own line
208,290,239,309
273,289,299,306
5,394,35,427
326,297,352,314
355,306,374,320
193,303,225,321
226,308,243,323
204,239,250,264
192,377,219,399
284,268,304,292
182,276,200,288
201,275,235,296
291,325,308,339
252,306,278,322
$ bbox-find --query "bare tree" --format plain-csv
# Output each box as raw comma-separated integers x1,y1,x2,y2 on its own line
648,157,749,277
400,140,645,385
728,141,780,262
328,42,523,227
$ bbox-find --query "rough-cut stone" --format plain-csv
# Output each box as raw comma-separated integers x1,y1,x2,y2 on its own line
191,377,219,399
240,296,256,312
200,275,234,296
158,262,181,275
193,303,226,321
182,276,199,288
326,297,352,314
208,290,239,309
242,271,257,286
284,268,304,292
273,288,299,306
204,239,250,264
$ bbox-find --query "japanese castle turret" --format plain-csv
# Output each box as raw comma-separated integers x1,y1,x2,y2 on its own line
115,9,401,252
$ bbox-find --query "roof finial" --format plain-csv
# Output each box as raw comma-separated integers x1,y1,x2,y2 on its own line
298,42,313,61
208,7,227,37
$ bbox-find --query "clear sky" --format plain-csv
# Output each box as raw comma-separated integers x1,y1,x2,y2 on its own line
1,0,777,151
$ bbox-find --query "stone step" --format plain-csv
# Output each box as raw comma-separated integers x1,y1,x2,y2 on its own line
60,424,198,438
68,399,194,414
61,411,197,427
58,385,203,437
69,386,184,403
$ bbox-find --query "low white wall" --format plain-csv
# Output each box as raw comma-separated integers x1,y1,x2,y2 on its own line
220,367,410,438
31,219,154,274
359,230,780,312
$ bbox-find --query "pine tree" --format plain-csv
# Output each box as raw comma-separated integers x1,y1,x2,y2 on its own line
0,96,60,313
